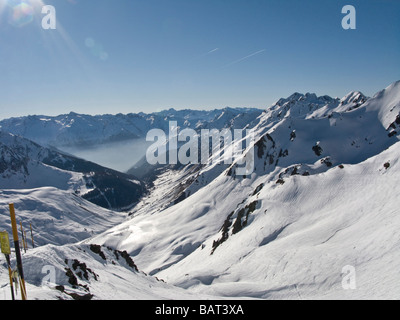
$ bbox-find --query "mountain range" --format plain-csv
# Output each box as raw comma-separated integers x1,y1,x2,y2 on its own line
0,80,399,300
0,107,263,148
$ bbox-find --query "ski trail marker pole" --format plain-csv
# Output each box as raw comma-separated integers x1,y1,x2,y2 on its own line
9,204,27,300
20,221,27,253
0,231,14,300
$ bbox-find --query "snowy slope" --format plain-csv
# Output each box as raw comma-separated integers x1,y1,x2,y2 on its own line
363,80,400,132
154,140,400,300
87,80,400,299
0,243,214,300
0,188,126,247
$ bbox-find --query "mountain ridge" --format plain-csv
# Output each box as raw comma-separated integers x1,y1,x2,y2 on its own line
0,107,264,148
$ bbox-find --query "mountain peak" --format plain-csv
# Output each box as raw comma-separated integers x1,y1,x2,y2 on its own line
269,91,339,120
287,92,303,101
339,91,368,107
275,92,335,107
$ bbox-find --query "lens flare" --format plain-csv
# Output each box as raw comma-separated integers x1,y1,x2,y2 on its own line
8,2,34,27
0,0,45,27
85,37,109,61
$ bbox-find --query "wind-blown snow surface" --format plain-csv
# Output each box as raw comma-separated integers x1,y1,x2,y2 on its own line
89,141,400,299
160,143,400,299
1,81,400,300
0,243,211,300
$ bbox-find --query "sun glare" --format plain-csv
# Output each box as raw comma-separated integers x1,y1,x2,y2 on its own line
0,0,45,27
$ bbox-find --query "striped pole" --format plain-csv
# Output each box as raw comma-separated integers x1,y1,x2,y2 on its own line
5,254,15,300
9,204,27,300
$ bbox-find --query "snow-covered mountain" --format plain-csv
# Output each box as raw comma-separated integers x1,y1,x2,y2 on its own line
0,131,145,210
90,80,400,299
0,108,263,148
1,81,399,300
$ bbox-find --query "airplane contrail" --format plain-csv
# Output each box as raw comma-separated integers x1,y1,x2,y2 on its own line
224,49,266,67
193,48,220,60
207,48,219,54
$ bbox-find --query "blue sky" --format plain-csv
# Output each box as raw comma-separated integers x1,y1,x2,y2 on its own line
0,0,399,119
